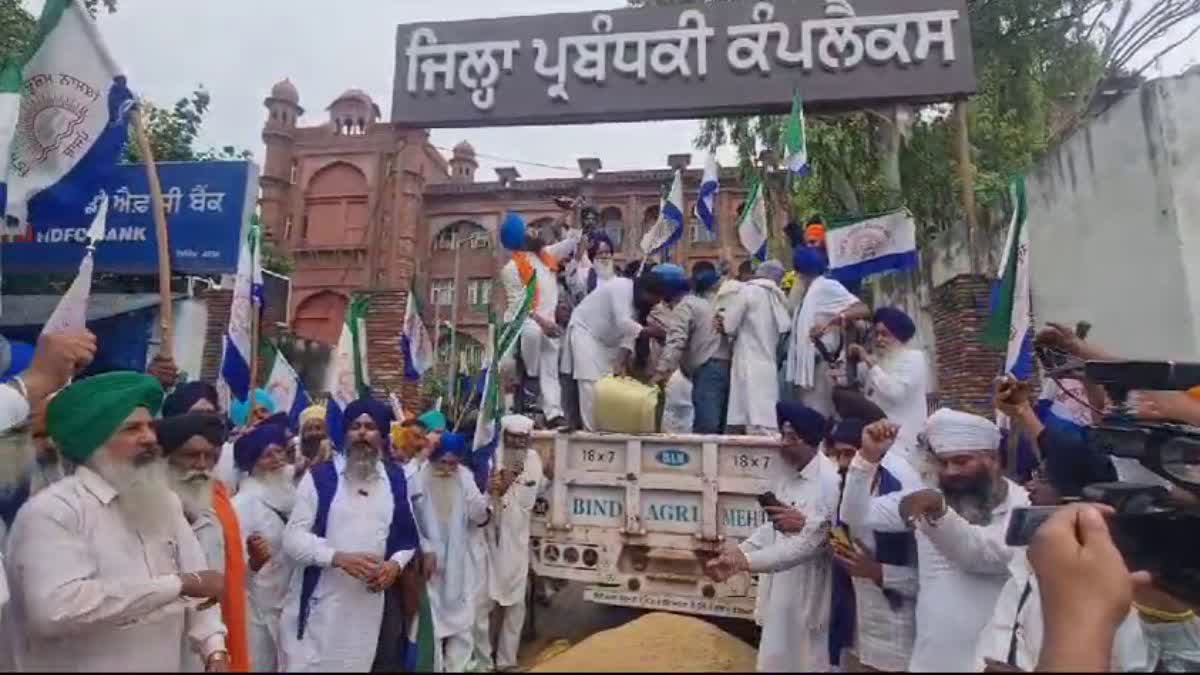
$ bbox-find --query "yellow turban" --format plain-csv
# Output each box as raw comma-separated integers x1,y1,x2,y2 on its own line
300,405,327,426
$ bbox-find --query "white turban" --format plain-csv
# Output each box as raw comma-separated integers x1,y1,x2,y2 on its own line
924,408,1001,456
501,414,534,435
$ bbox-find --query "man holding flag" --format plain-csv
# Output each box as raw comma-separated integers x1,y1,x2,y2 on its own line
498,210,580,429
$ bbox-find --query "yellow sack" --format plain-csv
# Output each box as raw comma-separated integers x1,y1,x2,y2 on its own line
594,375,659,434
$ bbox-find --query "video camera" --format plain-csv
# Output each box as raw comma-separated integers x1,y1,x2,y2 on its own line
1007,358,1200,604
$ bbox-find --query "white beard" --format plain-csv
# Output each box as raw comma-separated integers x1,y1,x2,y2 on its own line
595,259,615,280
168,466,215,521
89,452,177,537
0,428,36,494
248,466,296,514
429,471,460,523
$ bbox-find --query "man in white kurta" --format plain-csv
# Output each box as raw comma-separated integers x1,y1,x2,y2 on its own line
232,429,297,672
279,398,418,672
849,307,930,454
0,331,95,621
479,415,544,671
565,275,650,430
706,402,841,671
408,432,492,672
6,372,229,672
899,408,1030,672
499,212,581,428
719,260,792,435
784,247,868,417
835,418,924,671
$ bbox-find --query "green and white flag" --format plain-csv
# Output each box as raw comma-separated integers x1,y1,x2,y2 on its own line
325,295,371,447
985,176,1034,380
785,90,810,177
472,278,535,457
736,178,769,261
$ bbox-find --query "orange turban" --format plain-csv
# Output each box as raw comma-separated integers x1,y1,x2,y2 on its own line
805,223,826,245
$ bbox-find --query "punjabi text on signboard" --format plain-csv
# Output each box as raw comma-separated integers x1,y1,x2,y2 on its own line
393,0,975,127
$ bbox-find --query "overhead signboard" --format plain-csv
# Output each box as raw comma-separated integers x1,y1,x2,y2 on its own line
2,160,257,276
393,0,975,128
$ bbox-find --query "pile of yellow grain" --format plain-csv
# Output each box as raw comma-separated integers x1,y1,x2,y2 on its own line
530,612,757,672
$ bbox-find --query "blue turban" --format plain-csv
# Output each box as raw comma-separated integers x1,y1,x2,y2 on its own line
873,306,917,343
343,397,394,435
775,401,828,447
793,245,829,277
651,263,690,298
432,432,468,461
230,388,275,427
500,212,527,251
233,423,288,472
829,418,866,448
162,381,220,418
2,340,34,380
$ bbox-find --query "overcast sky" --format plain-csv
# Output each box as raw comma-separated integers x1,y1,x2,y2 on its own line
23,0,1200,179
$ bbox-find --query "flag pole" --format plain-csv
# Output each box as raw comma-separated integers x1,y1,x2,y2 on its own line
132,110,174,360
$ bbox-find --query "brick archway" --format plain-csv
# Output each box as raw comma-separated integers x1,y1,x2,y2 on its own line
293,291,348,345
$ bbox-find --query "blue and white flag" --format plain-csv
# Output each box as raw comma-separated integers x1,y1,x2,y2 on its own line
218,225,259,408
826,210,918,285
325,296,371,450
693,154,719,235
401,281,434,381
639,169,685,257
265,348,311,433
3,0,135,235
736,179,768,261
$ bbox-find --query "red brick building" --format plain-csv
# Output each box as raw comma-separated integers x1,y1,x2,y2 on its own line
256,79,752,396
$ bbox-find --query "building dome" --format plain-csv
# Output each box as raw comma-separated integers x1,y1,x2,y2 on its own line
270,78,299,104
452,140,476,159
327,88,381,120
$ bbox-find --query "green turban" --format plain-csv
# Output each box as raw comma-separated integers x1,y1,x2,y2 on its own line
417,409,447,433
48,371,165,464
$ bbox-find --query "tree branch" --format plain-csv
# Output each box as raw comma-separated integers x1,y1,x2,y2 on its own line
1131,21,1200,76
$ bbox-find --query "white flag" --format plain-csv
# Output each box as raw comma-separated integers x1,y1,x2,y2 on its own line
41,196,108,335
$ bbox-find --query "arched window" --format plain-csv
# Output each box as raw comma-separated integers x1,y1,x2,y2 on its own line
600,207,624,250
303,162,369,246
433,220,489,252
641,205,661,246
293,291,348,345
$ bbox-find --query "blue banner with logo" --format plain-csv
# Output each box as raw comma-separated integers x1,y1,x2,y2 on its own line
2,160,257,275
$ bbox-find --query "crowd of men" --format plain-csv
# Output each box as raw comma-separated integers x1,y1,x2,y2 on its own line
0,329,546,672
0,202,1193,674
498,206,1200,673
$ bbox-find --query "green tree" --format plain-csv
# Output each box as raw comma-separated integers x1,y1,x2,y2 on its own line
631,0,1199,246
1,0,117,62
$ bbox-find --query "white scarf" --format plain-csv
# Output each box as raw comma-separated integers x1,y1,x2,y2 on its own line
785,276,861,388
746,278,793,338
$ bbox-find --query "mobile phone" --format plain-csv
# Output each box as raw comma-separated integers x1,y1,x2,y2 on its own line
1005,506,1060,546
757,491,784,509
